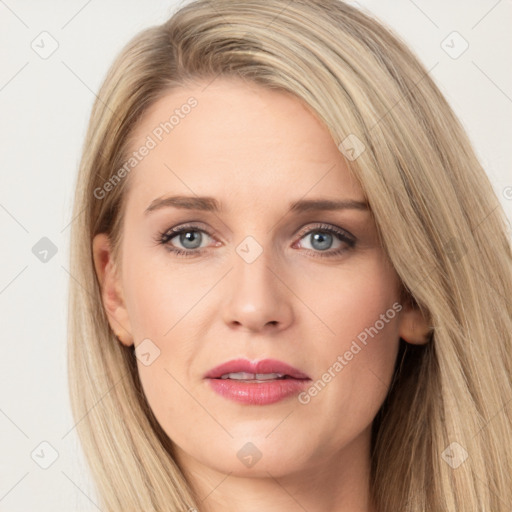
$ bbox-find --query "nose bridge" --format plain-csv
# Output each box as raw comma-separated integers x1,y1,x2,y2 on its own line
221,232,293,331
235,233,275,288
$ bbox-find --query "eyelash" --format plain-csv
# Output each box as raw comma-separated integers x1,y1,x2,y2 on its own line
155,222,356,259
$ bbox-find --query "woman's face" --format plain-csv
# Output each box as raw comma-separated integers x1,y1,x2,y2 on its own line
94,78,424,482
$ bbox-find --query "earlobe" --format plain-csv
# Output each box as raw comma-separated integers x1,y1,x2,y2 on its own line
92,233,134,347
398,303,432,345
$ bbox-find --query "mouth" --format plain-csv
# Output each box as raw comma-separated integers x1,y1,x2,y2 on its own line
216,372,300,382
204,358,311,381
204,359,311,405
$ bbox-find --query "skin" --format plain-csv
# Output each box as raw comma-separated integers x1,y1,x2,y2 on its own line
93,77,430,512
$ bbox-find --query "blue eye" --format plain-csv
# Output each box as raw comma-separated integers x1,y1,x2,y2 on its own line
156,223,213,257
156,222,356,258
294,223,356,257
172,229,205,250
310,232,333,250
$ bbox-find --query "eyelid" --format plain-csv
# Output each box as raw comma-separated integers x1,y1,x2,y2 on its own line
161,221,216,238
159,222,218,246
295,222,355,241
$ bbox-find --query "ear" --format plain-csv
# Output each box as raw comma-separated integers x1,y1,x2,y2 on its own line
92,233,134,347
398,300,432,345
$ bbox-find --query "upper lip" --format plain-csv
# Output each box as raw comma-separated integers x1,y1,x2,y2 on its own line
204,358,311,380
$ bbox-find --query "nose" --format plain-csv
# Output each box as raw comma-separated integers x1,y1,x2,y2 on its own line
221,239,294,333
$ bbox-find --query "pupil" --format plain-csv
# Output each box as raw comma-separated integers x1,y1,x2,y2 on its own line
311,232,332,250
180,231,201,249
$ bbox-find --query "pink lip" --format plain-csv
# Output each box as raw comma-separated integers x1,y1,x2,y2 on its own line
204,358,310,379
204,358,311,405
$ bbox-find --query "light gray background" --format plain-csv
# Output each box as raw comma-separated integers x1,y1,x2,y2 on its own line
0,1,511,510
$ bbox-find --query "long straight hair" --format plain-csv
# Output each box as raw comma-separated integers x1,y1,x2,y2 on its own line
67,0,512,510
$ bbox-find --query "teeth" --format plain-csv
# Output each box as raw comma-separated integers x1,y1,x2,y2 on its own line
220,372,286,380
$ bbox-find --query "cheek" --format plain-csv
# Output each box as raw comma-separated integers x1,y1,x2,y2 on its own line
121,257,213,429
122,254,207,341
298,252,400,350
294,255,402,430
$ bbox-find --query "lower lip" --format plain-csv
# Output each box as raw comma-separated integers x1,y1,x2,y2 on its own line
206,378,310,405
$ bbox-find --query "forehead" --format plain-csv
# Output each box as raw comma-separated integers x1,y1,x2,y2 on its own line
124,78,364,214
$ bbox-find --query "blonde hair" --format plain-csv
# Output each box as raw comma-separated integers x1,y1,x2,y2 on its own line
67,0,512,510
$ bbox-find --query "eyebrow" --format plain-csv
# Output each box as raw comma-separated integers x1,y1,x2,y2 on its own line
144,195,369,215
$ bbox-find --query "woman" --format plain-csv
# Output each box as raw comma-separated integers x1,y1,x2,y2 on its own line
67,0,512,510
